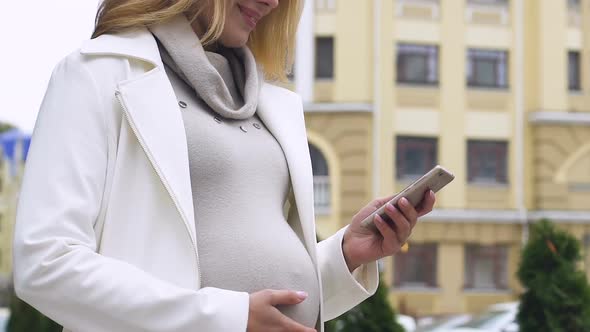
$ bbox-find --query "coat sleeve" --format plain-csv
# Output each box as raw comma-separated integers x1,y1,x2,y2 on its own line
317,226,379,321
12,52,250,332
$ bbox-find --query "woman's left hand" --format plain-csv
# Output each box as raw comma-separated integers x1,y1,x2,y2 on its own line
342,191,436,272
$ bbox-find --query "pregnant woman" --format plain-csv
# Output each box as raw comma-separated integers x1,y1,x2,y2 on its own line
12,0,436,331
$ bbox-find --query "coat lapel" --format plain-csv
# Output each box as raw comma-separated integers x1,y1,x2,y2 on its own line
115,69,197,243
257,86,317,258
81,28,198,242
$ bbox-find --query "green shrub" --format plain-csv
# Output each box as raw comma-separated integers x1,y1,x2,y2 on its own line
517,219,590,332
7,292,62,332
325,277,405,332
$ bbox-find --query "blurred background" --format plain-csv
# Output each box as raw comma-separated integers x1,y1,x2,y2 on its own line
1,0,590,331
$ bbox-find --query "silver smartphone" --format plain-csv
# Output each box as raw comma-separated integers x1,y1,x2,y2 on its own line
360,165,455,232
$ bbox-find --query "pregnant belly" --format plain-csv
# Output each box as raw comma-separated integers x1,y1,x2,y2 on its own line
196,220,321,328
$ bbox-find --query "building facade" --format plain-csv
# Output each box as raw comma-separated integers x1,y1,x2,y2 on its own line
294,0,590,316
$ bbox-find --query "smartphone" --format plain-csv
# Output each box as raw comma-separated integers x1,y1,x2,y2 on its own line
360,165,455,232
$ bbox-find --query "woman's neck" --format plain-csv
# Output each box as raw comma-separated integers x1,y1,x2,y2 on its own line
190,16,220,52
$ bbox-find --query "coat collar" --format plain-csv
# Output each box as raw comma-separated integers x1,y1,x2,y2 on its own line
80,29,317,259
81,28,164,68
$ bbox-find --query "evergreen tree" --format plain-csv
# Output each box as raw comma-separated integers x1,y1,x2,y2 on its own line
517,219,590,332
325,277,404,332
7,291,62,332
0,122,16,134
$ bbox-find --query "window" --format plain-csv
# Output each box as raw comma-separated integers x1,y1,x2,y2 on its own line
396,136,438,181
316,0,336,11
397,44,439,85
309,144,331,214
467,49,508,88
467,140,508,184
569,0,581,9
464,244,508,290
568,0,582,26
315,37,334,79
568,51,581,91
394,243,437,288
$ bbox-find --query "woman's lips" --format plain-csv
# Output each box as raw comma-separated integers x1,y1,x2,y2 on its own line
239,5,260,29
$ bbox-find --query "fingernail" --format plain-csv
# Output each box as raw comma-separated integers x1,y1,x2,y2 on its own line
296,291,308,300
401,197,408,206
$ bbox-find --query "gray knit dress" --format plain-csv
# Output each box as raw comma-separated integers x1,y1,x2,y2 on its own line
149,15,321,329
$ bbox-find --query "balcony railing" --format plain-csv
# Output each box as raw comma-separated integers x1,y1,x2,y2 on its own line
316,0,336,12
396,0,440,21
313,175,331,215
465,0,509,25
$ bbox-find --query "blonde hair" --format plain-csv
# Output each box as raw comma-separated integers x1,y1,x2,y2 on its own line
92,0,302,81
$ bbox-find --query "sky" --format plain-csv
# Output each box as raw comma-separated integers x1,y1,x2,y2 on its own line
0,1,99,134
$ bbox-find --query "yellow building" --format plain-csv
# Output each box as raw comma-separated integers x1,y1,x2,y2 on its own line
293,0,590,316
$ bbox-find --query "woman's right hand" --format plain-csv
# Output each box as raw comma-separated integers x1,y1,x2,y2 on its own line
247,289,317,332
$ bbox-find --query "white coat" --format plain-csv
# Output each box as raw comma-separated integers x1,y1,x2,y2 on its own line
12,27,379,332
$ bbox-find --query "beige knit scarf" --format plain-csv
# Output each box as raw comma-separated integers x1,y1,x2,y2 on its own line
148,14,262,120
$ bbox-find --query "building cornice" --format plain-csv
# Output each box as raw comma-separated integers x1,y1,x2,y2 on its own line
422,209,590,224
529,111,590,126
527,210,590,223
